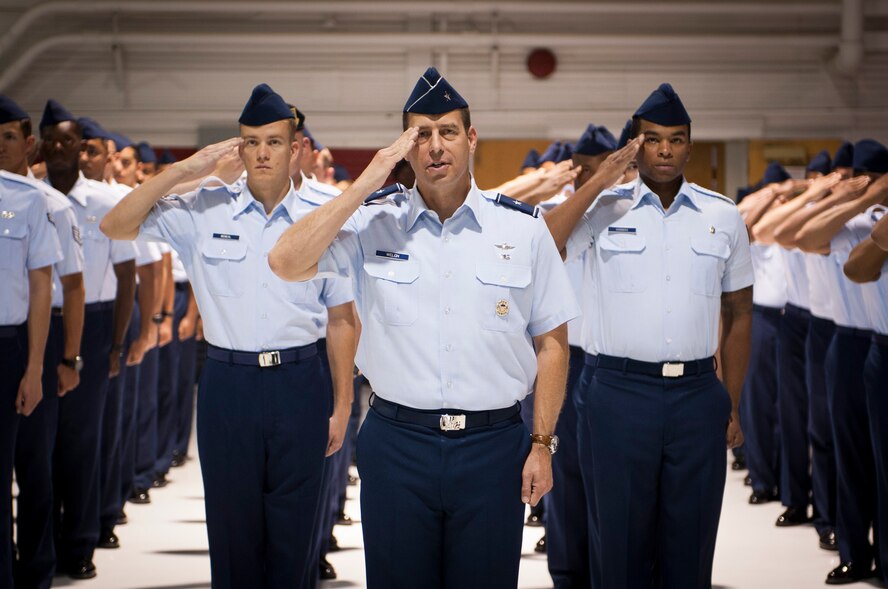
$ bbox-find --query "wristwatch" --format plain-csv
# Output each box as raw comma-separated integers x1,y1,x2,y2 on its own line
530,434,559,455
152,313,165,324
60,355,84,372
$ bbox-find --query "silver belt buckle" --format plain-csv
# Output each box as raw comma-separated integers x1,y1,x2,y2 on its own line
662,362,685,378
258,350,281,368
439,414,466,431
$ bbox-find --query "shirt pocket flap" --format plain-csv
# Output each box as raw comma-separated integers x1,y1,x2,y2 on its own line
199,239,247,262
363,258,420,284
0,223,27,240
690,237,730,259
598,234,646,253
475,262,532,288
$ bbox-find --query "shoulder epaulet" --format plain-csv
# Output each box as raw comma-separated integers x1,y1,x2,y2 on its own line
363,183,406,205
305,180,341,198
690,183,736,206
0,169,38,189
494,193,539,218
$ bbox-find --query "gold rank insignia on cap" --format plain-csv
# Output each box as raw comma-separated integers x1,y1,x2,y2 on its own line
1,211,15,219
496,299,510,317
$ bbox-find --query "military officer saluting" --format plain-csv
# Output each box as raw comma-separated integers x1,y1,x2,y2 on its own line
269,67,579,589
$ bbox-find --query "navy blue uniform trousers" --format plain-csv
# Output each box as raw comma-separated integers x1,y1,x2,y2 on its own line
865,335,888,586
155,336,178,478
99,327,130,534
119,306,140,505
307,338,335,589
806,315,836,536
54,303,113,564
133,345,159,491
741,305,781,494
777,304,811,511
357,401,530,589
14,316,61,589
579,357,730,589
1,324,27,589
172,283,197,459
197,349,328,589
826,328,876,566
546,345,590,589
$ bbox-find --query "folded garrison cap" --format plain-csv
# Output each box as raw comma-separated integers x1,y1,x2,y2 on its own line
805,150,832,176
762,162,791,185
557,142,574,162
403,67,468,115
238,83,294,126
633,83,691,127
539,141,562,164
78,117,111,141
287,103,306,131
158,149,177,165
107,131,133,150
137,141,157,164
40,99,76,128
521,148,540,170
852,139,888,175
574,124,617,156
617,119,633,149
833,141,854,169
0,95,29,124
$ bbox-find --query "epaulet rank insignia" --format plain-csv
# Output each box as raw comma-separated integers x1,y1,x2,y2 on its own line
364,183,405,205
495,193,539,218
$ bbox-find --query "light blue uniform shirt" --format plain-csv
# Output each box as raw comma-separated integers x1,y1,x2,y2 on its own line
806,253,835,321
566,177,754,363
140,177,352,352
15,170,85,308
0,173,64,325
858,206,888,336
750,243,787,309
48,173,137,304
826,211,874,330
316,178,579,411
782,247,810,310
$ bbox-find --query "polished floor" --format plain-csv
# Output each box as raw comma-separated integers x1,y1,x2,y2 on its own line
38,450,880,589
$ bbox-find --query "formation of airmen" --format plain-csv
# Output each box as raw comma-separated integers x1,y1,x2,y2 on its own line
0,67,885,589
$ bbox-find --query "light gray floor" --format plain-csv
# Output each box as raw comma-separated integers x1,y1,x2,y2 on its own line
41,451,882,589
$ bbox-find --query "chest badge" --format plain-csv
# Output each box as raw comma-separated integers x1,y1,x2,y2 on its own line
494,242,515,260
496,299,510,317
709,226,716,234
0,210,15,219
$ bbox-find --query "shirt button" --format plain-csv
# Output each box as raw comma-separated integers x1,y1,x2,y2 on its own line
444,344,452,352
261,313,268,319
666,337,672,344
221,249,227,254
446,380,452,388
444,271,452,278
666,308,671,314
444,236,450,243
666,275,671,281
2,229,8,235
262,282,268,288
444,307,451,315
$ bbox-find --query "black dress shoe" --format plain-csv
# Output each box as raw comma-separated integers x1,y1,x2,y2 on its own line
129,488,151,504
743,475,752,486
319,558,337,580
347,474,358,486
67,558,97,579
775,507,810,527
117,509,128,525
825,562,874,584
337,511,352,526
97,528,120,549
170,451,186,468
327,534,340,552
526,513,543,527
534,534,547,554
731,455,747,470
152,473,168,488
819,529,838,551
748,489,779,505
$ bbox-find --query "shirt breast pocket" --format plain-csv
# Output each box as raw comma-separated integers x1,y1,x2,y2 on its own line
475,262,532,332
598,234,647,293
199,240,247,298
690,237,730,297
362,258,420,326
0,223,27,270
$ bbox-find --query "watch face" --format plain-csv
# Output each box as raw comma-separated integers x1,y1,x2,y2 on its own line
550,435,560,454
75,357,84,371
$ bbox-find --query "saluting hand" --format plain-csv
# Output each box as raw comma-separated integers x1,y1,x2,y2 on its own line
593,136,642,188
355,127,419,191
173,137,243,183
830,176,871,202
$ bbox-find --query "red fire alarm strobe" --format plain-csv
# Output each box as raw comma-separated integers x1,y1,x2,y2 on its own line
527,48,557,79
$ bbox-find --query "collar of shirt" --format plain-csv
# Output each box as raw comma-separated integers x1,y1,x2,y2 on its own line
231,178,299,221
631,176,701,214
404,177,485,232
868,203,887,223
56,172,90,207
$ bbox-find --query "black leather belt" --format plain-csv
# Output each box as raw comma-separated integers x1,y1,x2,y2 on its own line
836,326,872,338
370,394,521,432
0,324,24,338
874,333,888,346
753,304,783,318
174,281,189,291
585,353,716,378
207,343,317,368
51,307,63,317
784,303,811,319
85,301,115,313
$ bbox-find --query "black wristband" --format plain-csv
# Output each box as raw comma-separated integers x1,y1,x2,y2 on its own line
162,309,173,318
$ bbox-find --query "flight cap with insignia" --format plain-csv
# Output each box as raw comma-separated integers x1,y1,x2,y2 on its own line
852,139,888,175
107,131,134,150
287,103,306,131
0,95,29,124
238,83,294,127
137,141,157,164
521,148,540,170
158,149,177,165
833,141,854,169
539,141,562,164
763,162,791,185
806,150,832,175
617,119,633,149
333,164,351,183
574,124,618,156
557,142,574,162
78,117,111,141
403,67,468,115
633,83,691,127
39,99,76,129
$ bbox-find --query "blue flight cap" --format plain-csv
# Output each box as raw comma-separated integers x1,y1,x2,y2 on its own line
137,141,157,164
833,141,854,169
521,148,540,170
158,149,177,165
574,124,617,156
806,150,832,175
539,141,562,164
78,117,111,141
633,83,691,127
238,83,294,127
617,119,633,149
39,99,76,128
333,164,351,183
0,95,29,124
762,162,791,185
107,131,134,150
303,126,324,151
852,139,888,175
557,142,574,162
736,186,754,202
403,67,469,115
